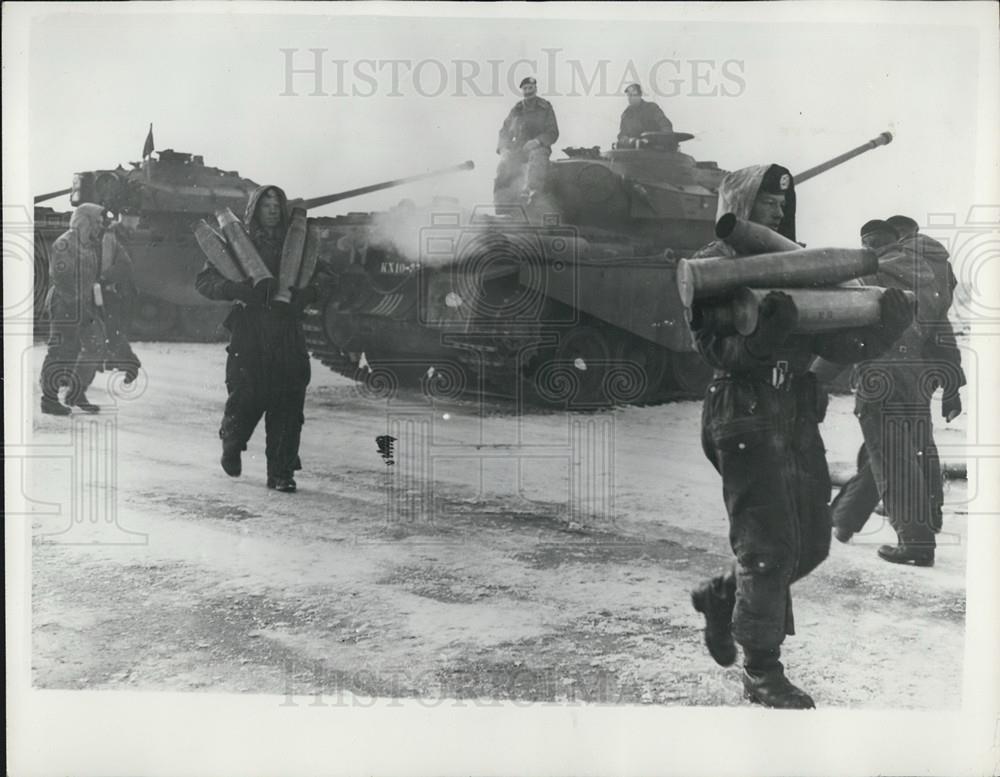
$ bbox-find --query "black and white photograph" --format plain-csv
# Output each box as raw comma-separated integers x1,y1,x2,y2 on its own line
5,2,999,774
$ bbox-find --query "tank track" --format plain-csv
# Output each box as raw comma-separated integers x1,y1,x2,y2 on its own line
302,288,710,406
302,304,359,380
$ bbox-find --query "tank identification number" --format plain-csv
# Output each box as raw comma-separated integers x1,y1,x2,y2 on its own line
379,262,416,275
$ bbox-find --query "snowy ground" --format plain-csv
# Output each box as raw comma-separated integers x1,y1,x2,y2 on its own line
26,343,968,708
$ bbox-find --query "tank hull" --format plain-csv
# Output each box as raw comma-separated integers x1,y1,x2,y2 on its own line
300,209,715,407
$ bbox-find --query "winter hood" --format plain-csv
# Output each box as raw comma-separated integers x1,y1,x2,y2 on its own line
68,203,107,244
244,184,290,232
715,164,797,241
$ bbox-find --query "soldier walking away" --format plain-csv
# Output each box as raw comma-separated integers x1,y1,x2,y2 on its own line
39,204,123,415
887,214,958,309
616,83,674,149
830,219,965,564
494,76,559,206
687,167,913,708
195,185,317,492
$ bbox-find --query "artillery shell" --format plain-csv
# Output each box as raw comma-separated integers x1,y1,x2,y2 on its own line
715,213,801,255
276,207,308,303
215,207,274,285
676,247,878,307
194,220,246,283
732,286,916,335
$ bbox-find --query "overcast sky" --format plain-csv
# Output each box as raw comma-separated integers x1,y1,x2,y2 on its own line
23,3,996,248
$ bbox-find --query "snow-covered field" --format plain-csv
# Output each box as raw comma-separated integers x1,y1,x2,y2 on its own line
25,343,967,707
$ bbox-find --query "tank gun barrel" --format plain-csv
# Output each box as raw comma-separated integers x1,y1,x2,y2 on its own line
291,160,475,211
793,131,893,185
34,187,73,204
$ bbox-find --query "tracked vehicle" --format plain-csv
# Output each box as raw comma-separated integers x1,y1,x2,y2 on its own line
301,131,893,406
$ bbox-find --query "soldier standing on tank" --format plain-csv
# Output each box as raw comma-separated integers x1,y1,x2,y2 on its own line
494,76,559,206
39,203,114,415
616,83,674,149
830,219,964,563
195,185,317,492
687,167,914,708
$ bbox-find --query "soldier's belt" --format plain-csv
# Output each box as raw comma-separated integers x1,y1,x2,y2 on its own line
714,363,815,391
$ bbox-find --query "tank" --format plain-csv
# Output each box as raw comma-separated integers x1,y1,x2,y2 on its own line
33,150,261,339
33,149,474,340
301,130,894,407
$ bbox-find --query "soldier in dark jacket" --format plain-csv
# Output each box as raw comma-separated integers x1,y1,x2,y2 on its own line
887,215,958,308
195,185,316,492
831,219,965,563
687,166,913,708
494,76,559,205
616,83,673,148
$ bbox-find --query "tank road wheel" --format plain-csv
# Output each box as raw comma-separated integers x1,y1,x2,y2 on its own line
178,304,229,341
613,338,672,405
668,350,713,398
130,294,180,340
535,326,612,408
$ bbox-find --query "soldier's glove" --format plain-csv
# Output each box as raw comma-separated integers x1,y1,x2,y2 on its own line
523,138,541,151
942,391,962,423
878,287,913,340
253,278,279,307
224,280,256,304
290,285,319,315
747,291,798,357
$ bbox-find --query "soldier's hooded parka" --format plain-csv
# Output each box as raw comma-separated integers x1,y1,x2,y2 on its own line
195,185,311,482
40,204,140,402
690,165,901,651
41,204,103,401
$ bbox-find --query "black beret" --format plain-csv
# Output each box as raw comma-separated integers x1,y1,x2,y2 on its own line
860,219,899,239
519,76,537,88
886,215,919,235
759,165,793,194
624,83,642,96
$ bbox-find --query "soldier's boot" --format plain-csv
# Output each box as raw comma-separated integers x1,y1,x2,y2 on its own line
70,393,101,413
691,578,737,667
877,543,934,567
833,525,854,544
742,648,815,709
122,359,141,385
41,395,72,416
930,506,944,534
221,441,243,478
273,477,296,493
